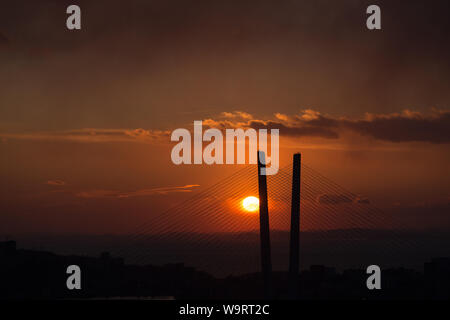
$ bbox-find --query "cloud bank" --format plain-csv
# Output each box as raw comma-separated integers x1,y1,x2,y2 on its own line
204,109,450,144
1,109,448,145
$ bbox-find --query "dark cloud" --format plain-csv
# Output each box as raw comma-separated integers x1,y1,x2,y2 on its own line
2,109,448,144
343,110,450,143
204,109,450,143
316,193,369,205
204,110,340,139
248,119,339,139
354,197,370,205
1,0,449,53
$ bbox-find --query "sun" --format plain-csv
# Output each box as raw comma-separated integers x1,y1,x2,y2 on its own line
242,196,259,212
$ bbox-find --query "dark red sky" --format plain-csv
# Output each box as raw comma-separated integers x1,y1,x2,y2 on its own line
0,0,449,234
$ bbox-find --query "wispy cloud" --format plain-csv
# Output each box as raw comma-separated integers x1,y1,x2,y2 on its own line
2,109,449,145
343,109,450,143
204,108,450,143
0,128,170,143
75,184,200,199
46,180,66,186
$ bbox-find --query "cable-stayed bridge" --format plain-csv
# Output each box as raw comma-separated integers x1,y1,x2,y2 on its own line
108,154,442,280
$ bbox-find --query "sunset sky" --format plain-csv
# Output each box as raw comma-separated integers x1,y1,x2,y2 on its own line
0,0,449,235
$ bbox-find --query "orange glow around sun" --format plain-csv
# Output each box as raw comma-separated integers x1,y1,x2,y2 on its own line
242,196,259,212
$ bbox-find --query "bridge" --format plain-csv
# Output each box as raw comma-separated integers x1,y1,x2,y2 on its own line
110,152,429,297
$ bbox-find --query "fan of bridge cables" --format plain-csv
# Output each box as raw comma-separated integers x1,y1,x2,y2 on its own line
110,162,428,275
